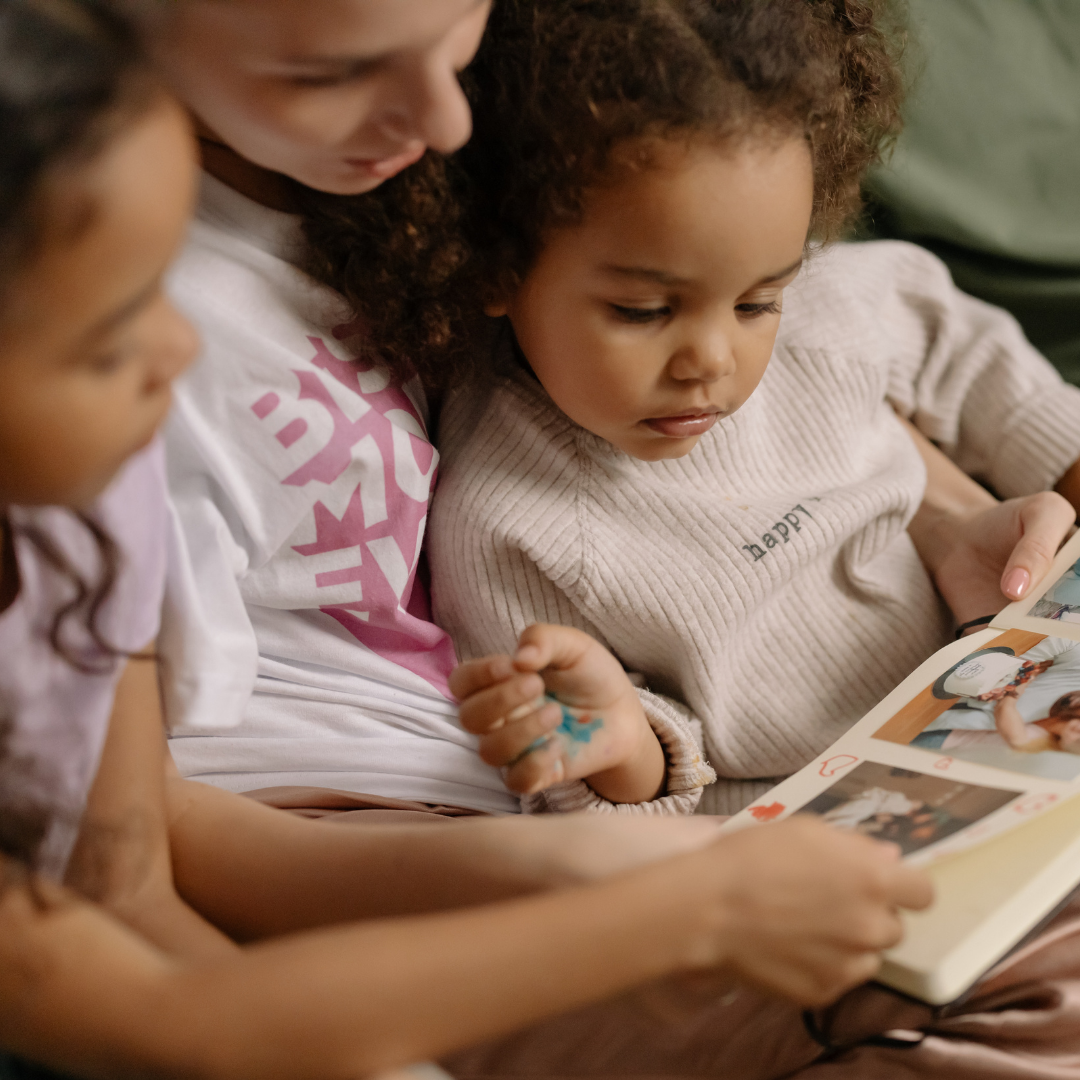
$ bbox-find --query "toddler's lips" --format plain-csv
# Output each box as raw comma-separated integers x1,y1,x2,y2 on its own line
644,411,720,438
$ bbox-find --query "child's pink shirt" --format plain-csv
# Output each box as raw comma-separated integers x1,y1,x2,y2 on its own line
0,443,166,877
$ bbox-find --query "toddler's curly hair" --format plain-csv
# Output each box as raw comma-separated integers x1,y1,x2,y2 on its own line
299,0,906,388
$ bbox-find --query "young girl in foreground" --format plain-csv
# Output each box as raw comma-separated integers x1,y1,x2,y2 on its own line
0,7,945,1076
325,0,1080,812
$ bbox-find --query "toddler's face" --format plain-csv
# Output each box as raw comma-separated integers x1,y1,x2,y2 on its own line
496,135,814,461
0,97,199,508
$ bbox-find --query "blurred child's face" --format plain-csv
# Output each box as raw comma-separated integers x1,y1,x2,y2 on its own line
1053,718,1080,752
495,136,814,461
152,0,490,194
0,97,199,509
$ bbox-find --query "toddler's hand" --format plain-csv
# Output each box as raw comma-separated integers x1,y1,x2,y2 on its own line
449,625,664,802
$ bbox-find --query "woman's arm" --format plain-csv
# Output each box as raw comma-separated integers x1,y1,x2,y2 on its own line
0,817,930,1080
902,418,1074,626
1055,459,1080,516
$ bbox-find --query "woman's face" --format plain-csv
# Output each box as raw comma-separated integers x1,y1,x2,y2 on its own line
150,0,491,194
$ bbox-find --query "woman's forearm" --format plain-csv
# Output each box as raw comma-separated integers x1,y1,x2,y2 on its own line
902,416,996,579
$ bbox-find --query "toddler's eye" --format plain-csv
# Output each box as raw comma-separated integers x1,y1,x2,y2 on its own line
610,304,671,324
735,300,782,319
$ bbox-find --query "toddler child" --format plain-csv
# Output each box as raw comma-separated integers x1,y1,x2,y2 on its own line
319,0,1080,813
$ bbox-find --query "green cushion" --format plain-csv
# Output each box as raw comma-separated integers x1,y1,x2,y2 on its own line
863,0,1080,379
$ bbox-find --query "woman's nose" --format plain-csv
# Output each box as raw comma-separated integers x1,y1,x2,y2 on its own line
374,59,473,155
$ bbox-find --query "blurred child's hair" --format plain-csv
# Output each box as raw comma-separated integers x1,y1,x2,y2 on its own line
0,0,152,870
300,0,906,388
0,0,151,297
1050,692,1080,724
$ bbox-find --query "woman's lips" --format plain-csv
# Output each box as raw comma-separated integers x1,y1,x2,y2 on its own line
344,143,426,180
644,411,721,438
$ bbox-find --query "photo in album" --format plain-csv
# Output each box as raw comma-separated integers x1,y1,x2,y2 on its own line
873,633,1080,781
797,761,1020,857
1030,556,1080,624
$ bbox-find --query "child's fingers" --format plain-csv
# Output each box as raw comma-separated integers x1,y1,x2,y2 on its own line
513,623,596,674
503,735,567,795
449,654,517,701
458,672,547,734
478,699,563,766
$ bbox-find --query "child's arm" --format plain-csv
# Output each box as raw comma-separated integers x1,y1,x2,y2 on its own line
0,818,930,1079
993,691,1047,750
451,624,682,804
903,419,1075,626
74,640,724,941
64,648,237,960
165,775,728,937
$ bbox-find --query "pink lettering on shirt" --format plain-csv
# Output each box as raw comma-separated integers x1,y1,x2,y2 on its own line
251,336,456,696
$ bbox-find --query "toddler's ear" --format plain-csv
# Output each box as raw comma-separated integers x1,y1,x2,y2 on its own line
484,300,509,318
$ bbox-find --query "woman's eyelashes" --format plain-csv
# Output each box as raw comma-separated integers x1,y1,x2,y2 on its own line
609,303,672,324
280,62,379,90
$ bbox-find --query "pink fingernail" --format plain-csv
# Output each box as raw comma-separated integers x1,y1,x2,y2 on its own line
1003,568,1030,599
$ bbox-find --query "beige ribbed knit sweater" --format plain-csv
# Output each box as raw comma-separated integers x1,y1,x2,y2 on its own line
429,241,1080,814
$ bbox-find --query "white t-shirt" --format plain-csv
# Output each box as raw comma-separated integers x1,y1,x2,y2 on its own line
162,175,516,813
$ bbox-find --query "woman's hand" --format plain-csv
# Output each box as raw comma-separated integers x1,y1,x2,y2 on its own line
450,624,666,803
901,418,1075,627
921,493,1075,628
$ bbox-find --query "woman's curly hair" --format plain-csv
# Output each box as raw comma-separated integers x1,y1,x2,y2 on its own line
299,0,906,390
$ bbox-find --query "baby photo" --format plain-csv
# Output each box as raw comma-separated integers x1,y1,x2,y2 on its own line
874,632,1080,781
1030,557,1080,624
798,762,1020,857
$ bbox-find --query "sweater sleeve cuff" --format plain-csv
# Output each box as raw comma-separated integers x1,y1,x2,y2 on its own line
519,689,716,816
991,383,1080,498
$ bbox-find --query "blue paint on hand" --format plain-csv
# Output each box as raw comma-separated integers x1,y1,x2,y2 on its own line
546,693,603,748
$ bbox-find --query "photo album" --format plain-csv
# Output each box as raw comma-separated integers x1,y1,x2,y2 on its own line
723,528,1080,1004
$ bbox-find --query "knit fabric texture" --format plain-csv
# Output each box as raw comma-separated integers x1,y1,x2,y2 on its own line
429,241,1080,814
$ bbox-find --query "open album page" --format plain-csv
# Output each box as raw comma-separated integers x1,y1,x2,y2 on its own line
724,531,1080,866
